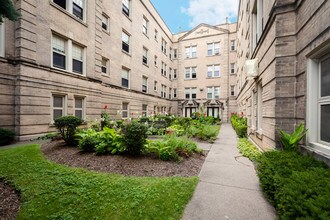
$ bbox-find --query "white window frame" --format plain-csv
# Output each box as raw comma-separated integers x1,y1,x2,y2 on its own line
207,65,220,78
252,0,263,50
52,34,86,76
121,67,130,88
230,63,236,74
122,102,129,119
307,47,330,155
101,57,109,75
185,87,197,100
207,42,220,56
74,96,85,120
230,40,236,51
51,94,67,123
122,0,130,17
143,47,148,65
143,16,148,35
161,84,167,98
185,67,197,79
169,88,172,99
257,83,263,132
154,29,158,41
173,69,177,79
173,49,177,59
207,86,220,99
185,45,197,59
72,43,84,74
142,104,148,117
251,90,256,130
230,85,235,96
154,80,158,91
102,13,109,32
173,88,177,99
0,22,4,57
52,0,86,21
122,31,130,54
142,76,148,93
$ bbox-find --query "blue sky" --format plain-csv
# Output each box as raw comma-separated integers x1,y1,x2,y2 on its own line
150,0,239,33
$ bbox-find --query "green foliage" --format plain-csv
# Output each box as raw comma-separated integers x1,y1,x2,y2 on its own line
76,128,99,152
94,127,125,155
186,125,220,142
277,124,308,151
166,124,185,136
0,127,15,146
0,145,198,219
231,114,247,138
0,0,20,23
122,120,148,156
147,135,202,161
100,112,111,130
36,132,58,141
173,117,192,128
54,116,83,145
237,138,262,161
257,150,329,219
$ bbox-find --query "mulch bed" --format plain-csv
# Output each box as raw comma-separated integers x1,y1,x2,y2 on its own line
41,140,208,177
0,180,20,220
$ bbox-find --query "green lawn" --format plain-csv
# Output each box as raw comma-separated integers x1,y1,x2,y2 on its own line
0,145,198,219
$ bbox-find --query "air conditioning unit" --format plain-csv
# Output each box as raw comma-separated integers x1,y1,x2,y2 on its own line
245,58,258,78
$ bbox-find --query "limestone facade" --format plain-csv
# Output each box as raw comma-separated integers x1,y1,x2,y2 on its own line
0,0,237,140
236,0,330,164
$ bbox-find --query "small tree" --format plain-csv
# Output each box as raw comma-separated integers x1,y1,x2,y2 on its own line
122,120,148,156
0,0,20,23
54,116,83,145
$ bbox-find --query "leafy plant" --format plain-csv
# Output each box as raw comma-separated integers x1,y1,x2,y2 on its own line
54,116,83,145
100,112,111,130
122,120,148,156
166,125,185,136
186,125,220,142
0,127,15,146
231,114,247,138
237,138,262,161
277,124,308,151
76,128,99,152
94,127,125,155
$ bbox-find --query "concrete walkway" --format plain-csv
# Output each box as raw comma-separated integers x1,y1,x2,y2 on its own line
183,123,276,220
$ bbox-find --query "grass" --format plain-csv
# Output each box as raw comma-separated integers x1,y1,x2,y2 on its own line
0,145,198,219
237,138,262,161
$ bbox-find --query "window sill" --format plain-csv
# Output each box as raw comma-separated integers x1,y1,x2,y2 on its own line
50,2,88,27
101,73,110,77
122,50,132,57
122,12,132,22
185,57,198,60
206,76,221,79
102,29,110,36
51,67,86,78
207,54,220,57
184,78,197,81
143,33,149,39
143,63,149,68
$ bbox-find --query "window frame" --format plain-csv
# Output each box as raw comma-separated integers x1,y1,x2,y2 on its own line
122,31,130,54
51,94,67,123
185,87,197,100
207,65,220,78
185,45,197,59
121,67,130,88
122,0,130,17
142,76,148,93
142,104,148,117
74,96,85,120
52,0,86,22
142,47,148,65
0,22,4,57
207,86,220,99
207,42,220,56
122,102,129,119
102,13,109,32
142,16,148,35
101,57,109,75
185,67,197,80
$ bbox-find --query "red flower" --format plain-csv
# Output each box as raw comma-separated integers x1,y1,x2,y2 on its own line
104,105,108,109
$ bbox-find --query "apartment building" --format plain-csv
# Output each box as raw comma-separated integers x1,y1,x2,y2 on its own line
0,0,237,140
236,0,329,164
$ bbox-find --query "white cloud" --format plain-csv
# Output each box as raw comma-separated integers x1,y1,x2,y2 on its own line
181,0,239,28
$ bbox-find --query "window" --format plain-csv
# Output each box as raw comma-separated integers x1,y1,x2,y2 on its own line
102,14,109,32
143,47,148,65
252,0,264,50
53,0,85,20
161,39,167,54
169,88,172,99
169,68,172,80
143,17,148,35
122,102,129,118
185,67,197,79
154,81,157,91
169,47,172,60
257,83,263,132
173,49,177,59
207,42,220,56
230,85,235,96
307,51,330,149
122,31,130,53
101,57,109,74
72,44,83,74
154,29,158,41
154,55,157,66
52,95,66,121
185,107,196,117
122,0,130,17
0,22,4,57
251,90,256,129
142,105,148,117
142,76,148,93
207,65,220,77
173,69,177,79
121,68,129,88
161,62,167,76
173,88,177,99
207,107,219,118
52,34,85,74
230,63,236,74
52,35,66,70
185,87,197,99
207,87,220,99
74,97,84,119
230,40,236,51
185,46,197,58
161,84,167,98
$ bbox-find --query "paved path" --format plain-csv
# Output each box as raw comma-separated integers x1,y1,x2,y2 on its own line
183,123,276,220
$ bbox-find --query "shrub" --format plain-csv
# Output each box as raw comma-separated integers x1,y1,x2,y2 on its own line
277,123,308,151
231,114,247,138
94,127,125,155
76,128,99,152
0,128,15,146
100,112,111,130
257,150,329,219
146,135,201,161
122,120,148,156
166,125,185,136
186,125,220,142
54,116,83,145
237,138,262,161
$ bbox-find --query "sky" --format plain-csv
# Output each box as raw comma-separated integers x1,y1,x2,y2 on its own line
150,0,239,34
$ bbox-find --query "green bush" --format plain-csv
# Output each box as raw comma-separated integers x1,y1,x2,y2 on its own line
277,123,308,151
0,128,15,146
146,135,201,161
231,114,247,138
166,124,185,136
186,125,220,142
122,120,148,156
76,128,99,152
257,150,329,219
237,138,262,161
54,116,84,145
100,112,111,130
